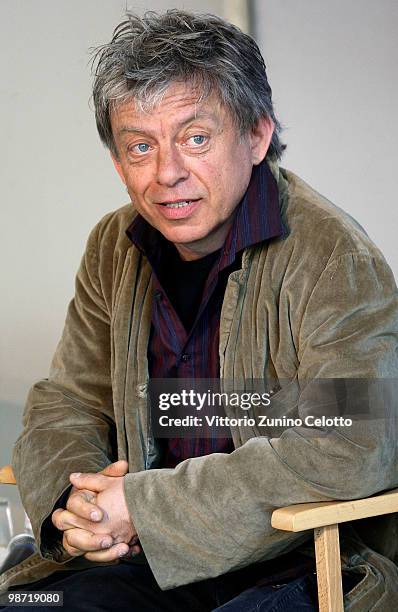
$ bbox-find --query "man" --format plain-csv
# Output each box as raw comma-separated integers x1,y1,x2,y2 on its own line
1,9,398,611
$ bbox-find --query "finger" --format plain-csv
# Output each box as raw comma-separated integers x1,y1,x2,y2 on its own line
63,528,114,554
51,508,65,529
79,488,97,504
84,542,130,562
52,508,103,533
128,535,140,546
69,472,108,493
66,489,104,522
101,460,128,477
62,531,86,558
130,544,142,555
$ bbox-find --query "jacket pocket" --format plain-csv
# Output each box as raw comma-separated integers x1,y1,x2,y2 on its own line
340,526,398,611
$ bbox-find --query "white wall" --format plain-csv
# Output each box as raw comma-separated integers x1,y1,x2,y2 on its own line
253,0,398,277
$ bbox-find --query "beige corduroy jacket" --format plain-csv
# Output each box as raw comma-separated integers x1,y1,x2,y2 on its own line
3,162,398,609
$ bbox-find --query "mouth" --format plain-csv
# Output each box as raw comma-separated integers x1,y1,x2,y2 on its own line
156,198,202,220
158,199,199,208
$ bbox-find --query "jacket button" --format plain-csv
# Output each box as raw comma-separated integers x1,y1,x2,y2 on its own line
181,354,191,362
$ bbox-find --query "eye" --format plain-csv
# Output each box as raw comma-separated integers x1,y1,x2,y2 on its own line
131,143,150,154
188,134,207,146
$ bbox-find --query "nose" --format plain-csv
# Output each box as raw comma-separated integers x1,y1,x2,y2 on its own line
156,144,189,187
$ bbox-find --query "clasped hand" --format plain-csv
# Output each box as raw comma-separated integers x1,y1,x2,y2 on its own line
51,460,141,561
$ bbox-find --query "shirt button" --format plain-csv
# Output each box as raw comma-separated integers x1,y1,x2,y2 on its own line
181,354,191,362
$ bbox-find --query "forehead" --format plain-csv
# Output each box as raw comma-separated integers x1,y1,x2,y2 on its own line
110,81,232,132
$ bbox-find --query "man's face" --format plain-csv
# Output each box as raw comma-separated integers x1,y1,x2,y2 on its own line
111,82,273,260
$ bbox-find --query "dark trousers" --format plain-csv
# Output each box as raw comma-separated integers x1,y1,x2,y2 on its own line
1,553,357,611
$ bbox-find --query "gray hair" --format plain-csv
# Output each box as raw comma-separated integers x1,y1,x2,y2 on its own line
91,10,285,160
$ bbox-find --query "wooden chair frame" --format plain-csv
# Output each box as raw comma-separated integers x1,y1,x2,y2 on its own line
271,489,398,611
1,465,398,612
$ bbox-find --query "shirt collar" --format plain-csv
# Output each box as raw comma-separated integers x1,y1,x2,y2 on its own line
126,158,285,269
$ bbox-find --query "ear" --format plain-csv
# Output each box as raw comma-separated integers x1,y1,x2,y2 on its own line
111,152,127,185
249,116,275,165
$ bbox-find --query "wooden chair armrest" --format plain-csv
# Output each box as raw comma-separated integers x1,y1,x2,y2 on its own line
271,488,398,532
0,465,16,485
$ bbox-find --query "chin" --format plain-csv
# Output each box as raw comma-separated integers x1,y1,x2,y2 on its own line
162,229,210,245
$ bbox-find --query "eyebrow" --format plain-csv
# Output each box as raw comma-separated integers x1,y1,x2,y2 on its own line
117,111,219,137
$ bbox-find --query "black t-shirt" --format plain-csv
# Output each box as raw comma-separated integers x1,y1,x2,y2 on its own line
159,243,222,332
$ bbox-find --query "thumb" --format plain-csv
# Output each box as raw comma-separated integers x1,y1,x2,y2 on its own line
100,460,128,477
69,472,108,492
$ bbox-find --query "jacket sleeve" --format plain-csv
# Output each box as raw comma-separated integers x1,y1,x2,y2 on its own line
12,222,116,562
123,251,398,589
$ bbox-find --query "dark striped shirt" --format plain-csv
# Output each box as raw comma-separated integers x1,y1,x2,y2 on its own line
126,160,284,466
